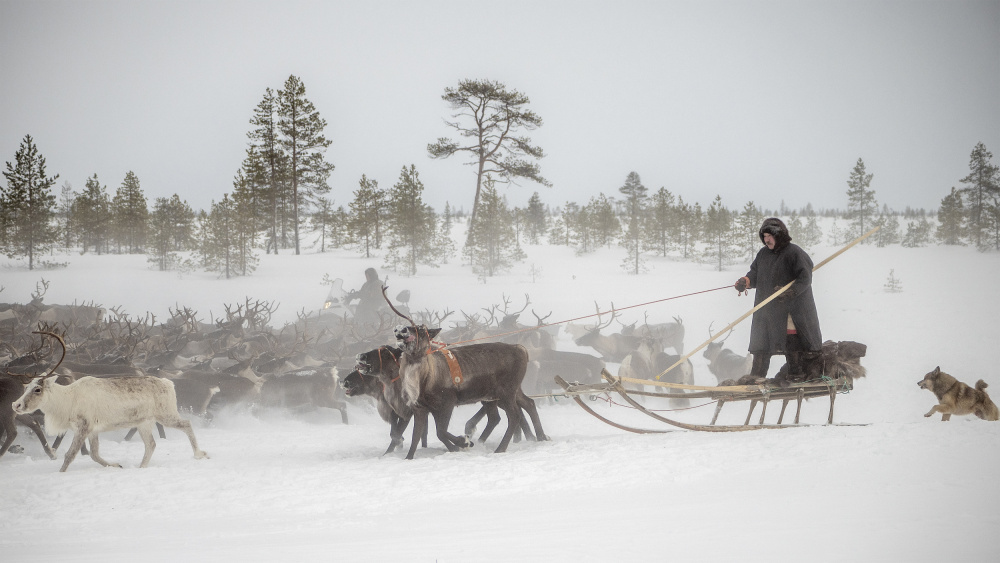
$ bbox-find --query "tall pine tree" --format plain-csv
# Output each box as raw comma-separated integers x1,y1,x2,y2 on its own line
111,171,148,253
845,158,878,241
277,75,334,255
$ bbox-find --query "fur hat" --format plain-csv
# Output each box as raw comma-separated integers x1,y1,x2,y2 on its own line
758,217,792,249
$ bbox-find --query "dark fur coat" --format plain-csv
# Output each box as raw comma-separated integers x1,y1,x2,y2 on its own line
745,218,822,354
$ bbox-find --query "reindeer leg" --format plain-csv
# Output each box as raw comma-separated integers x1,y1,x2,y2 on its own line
156,414,208,460
475,403,502,443
494,399,522,454
0,417,16,458
87,435,122,468
406,410,428,459
463,404,489,440
385,413,406,455
16,414,56,459
431,408,468,452
517,392,546,441
124,427,138,441
136,424,157,468
60,429,89,472
157,422,166,439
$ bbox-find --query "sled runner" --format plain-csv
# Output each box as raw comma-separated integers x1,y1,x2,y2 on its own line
555,369,865,433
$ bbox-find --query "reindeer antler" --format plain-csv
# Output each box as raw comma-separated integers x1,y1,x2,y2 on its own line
31,330,66,379
381,285,415,326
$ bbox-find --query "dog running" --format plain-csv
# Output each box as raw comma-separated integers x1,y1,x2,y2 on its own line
918,366,999,421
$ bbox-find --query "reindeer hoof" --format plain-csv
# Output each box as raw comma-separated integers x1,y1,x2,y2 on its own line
9,445,23,454
195,450,209,459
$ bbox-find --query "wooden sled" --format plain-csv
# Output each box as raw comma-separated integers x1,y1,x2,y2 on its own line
555,369,865,433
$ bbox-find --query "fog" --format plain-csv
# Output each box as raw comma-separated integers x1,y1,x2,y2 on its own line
3,0,998,215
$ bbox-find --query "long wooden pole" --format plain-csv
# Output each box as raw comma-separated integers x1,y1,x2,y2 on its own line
654,226,880,381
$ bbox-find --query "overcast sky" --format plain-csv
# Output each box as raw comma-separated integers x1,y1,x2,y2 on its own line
2,0,998,216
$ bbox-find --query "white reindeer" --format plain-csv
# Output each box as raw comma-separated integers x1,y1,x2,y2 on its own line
12,332,208,472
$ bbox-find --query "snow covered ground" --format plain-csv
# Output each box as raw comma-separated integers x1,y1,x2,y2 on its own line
2,229,999,561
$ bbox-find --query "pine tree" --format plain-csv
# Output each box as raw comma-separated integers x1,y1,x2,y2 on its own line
74,173,112,254
147,196,180,271
701,195,740,271
735,201,764,260
958,142,999,250
675,196,701,259
247,88,288,254
884,269,903,293
348,175,384,258
936,187,966,245
587,193,619,249
618,172,648,275
902,217,932,248
111,171,148,253
1,134,59,269
646,187,677,257
277,75,334,255
524,192,548,244
428,79,549,239
872,210,901,247
196,193,259,279
383,165,444,276
845,158,878,241
464,176,524,276
56,181,74,250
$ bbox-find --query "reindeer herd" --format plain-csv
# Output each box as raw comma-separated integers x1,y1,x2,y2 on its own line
1,280,757,470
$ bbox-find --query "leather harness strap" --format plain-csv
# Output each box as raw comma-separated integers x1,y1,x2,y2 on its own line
436,349,463,385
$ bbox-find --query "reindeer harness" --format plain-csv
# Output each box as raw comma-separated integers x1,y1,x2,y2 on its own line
428,341,463,385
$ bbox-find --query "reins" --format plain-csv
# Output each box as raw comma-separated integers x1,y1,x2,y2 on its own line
437,284,734,349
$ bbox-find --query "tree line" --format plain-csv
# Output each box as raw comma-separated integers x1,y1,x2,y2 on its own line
3,75,998,277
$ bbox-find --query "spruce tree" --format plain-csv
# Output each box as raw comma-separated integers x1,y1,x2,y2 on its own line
587,193,619,249
1,134,59,269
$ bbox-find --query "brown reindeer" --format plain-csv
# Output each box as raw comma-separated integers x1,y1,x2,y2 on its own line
384,287,546,459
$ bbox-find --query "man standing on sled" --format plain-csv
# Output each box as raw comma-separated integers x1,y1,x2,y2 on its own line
734,218,822,380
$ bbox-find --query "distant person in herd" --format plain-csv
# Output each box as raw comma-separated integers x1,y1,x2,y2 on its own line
347,267,388,327
734,218,822,381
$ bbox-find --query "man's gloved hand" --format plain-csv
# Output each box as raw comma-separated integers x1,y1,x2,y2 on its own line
773,285,795,301
735,277,750,295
